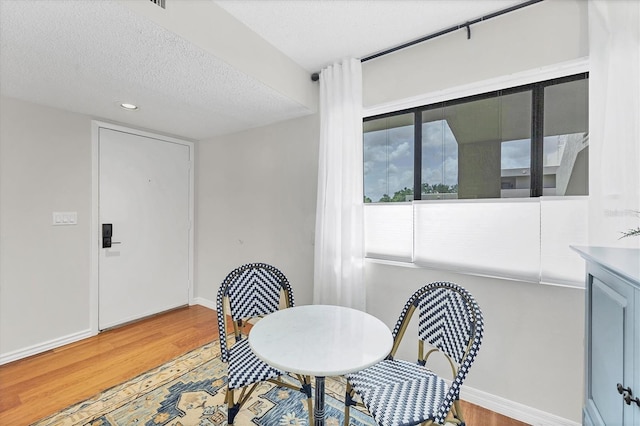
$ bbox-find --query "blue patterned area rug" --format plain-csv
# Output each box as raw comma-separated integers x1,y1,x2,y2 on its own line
32,338,375,426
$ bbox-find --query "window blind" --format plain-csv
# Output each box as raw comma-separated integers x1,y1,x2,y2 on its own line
363,203,413,262
413,199,541,282
539,197,588,286
364,198,589,287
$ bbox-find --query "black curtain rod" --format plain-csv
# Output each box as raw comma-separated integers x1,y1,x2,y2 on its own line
361,0,543,62
311,0,543,80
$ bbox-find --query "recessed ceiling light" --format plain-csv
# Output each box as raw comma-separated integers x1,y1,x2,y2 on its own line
120,103,138,111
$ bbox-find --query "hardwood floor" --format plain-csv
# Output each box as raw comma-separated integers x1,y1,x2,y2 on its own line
0,305,214,425
0,305,528,426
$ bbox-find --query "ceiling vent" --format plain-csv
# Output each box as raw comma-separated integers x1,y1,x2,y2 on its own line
149,0,166,9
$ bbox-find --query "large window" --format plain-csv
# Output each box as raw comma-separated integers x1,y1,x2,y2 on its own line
364,74,589,202
363,73,590,287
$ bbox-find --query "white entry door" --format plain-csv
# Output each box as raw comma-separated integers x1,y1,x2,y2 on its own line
98,126,191,330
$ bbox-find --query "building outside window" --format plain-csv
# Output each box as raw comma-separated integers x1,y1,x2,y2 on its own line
363,73,589,203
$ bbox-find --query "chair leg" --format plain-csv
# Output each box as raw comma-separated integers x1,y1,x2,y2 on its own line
344,382,355,426
452,399,465,425
226,388,240,425
228,404,240,425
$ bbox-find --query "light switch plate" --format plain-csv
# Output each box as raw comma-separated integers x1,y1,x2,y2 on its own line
52,212,78,225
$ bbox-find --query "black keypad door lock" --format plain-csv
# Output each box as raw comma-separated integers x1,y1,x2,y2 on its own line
102,224,121,248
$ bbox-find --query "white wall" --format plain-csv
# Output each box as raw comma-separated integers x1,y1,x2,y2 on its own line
195,114,319,307
367,262,584,424
361,1,588,423
363,0,588,108
0,95,319,363
0,97,92,359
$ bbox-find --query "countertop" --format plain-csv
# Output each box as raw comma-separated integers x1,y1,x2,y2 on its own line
571,245,640,288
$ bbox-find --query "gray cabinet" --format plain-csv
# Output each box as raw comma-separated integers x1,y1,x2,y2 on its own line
573,246,640,426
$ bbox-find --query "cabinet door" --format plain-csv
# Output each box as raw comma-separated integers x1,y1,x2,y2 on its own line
585,271,636,425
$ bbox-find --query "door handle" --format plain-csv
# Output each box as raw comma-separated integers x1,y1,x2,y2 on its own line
102,223,122,248
617,383,640,407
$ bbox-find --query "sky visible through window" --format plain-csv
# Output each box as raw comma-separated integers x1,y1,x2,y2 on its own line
364,121,571,202
363,124,414,202
501,139,530,169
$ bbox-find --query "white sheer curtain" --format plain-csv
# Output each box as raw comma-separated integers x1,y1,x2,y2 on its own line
588,0,640,248
313,58,365,309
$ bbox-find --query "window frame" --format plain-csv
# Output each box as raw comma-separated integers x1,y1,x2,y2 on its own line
363,72,589,202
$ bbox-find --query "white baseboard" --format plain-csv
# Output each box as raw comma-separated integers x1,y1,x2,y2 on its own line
192,296,216,310
0,302,218,366
0,329,93,366
461,385,580,426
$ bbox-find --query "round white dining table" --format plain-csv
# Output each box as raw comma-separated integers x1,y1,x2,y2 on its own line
248,304,393,426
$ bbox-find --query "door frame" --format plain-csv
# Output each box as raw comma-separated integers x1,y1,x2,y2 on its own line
90,120,194,334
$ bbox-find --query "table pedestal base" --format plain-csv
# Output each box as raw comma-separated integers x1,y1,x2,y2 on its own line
314,376,325,426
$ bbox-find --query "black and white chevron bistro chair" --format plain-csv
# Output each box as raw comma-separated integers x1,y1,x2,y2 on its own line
344,282,484,426
216,263,313,424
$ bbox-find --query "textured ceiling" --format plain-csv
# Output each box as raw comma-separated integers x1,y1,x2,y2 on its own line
0,0,527,141
0,0,311,140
